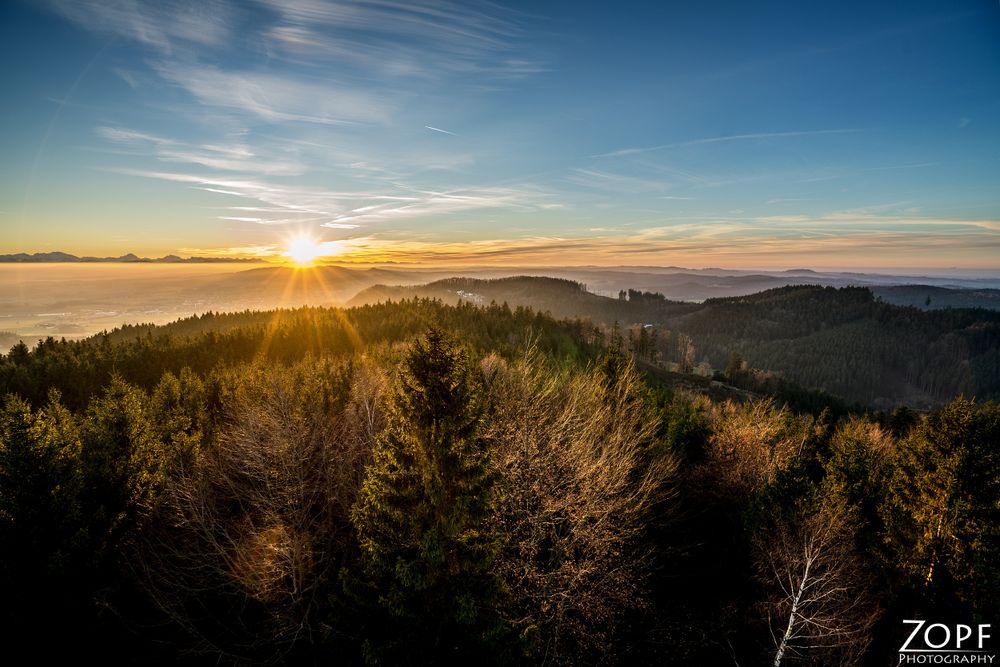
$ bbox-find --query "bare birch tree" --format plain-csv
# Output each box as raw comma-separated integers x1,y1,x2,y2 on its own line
755,504,878,666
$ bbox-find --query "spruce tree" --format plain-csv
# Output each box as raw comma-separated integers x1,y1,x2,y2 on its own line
351,328,507,664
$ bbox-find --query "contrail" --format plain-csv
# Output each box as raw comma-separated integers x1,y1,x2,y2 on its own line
425,125,457,136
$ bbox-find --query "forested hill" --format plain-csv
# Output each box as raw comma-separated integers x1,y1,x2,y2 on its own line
348,276,700,321
0,299,598,411
351,278,1000,407
2,294,998,665
3,278,997,408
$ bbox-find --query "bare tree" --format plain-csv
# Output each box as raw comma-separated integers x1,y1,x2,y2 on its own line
345,358,388,451
135,362,372,661
703,399,811,498
755,504,879,667
483,353,678,665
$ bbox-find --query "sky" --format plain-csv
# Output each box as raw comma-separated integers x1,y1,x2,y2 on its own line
1,0,999,269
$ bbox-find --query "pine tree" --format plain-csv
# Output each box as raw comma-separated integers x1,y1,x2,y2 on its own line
351,328,507,664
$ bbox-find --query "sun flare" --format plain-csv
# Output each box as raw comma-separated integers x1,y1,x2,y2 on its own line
284,235,324,266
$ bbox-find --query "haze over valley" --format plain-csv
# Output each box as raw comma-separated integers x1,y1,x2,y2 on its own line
4,261,998,344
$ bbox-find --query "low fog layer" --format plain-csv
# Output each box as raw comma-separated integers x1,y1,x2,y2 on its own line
2,263,998,346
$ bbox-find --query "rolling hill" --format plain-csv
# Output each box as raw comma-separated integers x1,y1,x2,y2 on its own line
350,277,1000,407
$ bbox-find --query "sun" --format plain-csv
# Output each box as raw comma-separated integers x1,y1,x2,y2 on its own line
284,235,324,266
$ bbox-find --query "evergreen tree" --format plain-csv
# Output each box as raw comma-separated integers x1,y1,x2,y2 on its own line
149,367,207,469
881,398,1000,612
725,351,745,381
600,321,629,385
79,377,164,553
0,392,86,638
351,328,507,664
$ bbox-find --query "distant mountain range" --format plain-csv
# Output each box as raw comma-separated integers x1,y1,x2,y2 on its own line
0,251,260,263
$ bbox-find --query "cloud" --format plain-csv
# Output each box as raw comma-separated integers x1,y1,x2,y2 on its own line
592,129,863,158
107,167,559,230
154,63,393,126
96,125,307,175
566,168,670,193
858,162,936,172
96,126,173,145
179,244,278,257
958,117,972,129
45,0,544,131
40,0,233,52
294,212,1000,267
113,68,138,89
257,0,542,80
324,184,558,225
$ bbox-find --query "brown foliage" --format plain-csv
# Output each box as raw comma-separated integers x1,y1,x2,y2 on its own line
482,354,677,664
135,362,377,659
702,399,812,497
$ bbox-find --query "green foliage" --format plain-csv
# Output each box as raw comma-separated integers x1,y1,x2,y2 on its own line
1,295,997,664
881,398,1000,613
655,391,710,461
821,419,893,522
694,286,1000,407
79,377,166,551
149,368,208,468
0,393,84,581
351,328,508,664
725,351,744,381
599,320,630,385
0,299,599,410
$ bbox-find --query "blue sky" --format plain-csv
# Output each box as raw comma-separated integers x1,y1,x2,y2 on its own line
1,0,999,268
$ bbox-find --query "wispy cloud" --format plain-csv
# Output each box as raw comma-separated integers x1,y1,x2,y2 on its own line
40,0,233,52
113,68,138,89
566,168,671,193
179,244,278,258
155,63,393,126
858,162,936,172
257,0,542,80
592,129,863,158
96,126,306,175
48,0,543,129
108,167,559,230
293,210,1000,267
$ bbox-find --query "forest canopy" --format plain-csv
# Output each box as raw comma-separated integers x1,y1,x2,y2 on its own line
0,295,997,665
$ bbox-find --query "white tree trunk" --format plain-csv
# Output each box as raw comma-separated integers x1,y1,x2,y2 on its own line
773,557,810,667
